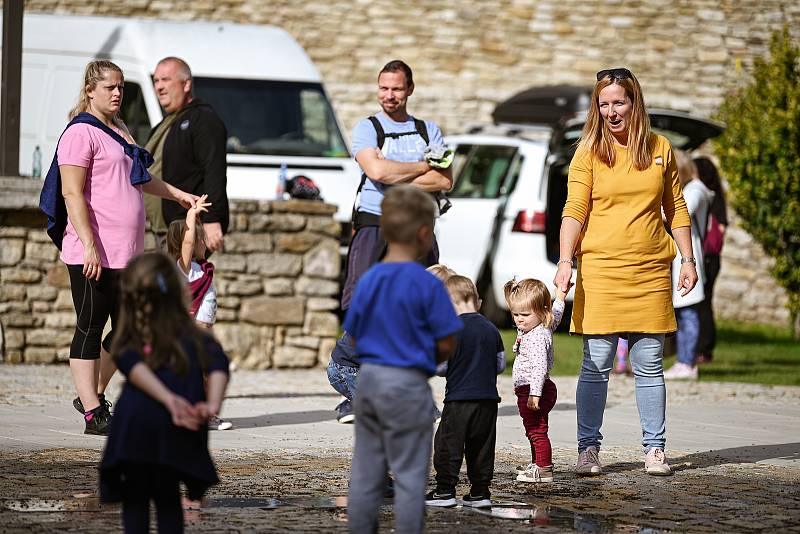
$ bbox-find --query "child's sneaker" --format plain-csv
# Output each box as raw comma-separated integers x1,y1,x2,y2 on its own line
516,465,553,483
425,489,456,508
644,448,672,476
208,416,233,431
83,406,111,435
336,399,354,424
461,492,491,508
575,446,602,476
515,462,535,475
664,362,698,380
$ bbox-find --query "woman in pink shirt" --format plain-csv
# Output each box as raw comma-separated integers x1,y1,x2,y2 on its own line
59,60,197,435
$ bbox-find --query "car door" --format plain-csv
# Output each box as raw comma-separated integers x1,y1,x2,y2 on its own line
436,142,519,282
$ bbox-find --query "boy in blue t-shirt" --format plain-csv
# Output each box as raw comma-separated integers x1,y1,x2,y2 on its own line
344,185,462,534
425,275,505,509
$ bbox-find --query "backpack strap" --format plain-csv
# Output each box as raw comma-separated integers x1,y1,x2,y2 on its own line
413,118,429,145
368,115,385,150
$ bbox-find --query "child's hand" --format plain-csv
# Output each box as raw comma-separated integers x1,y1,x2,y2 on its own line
527,395,540,411
186,194,211,227
165,393,203,430
555,281,573,302
194,401,221,419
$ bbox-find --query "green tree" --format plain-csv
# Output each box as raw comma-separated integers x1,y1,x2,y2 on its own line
715,27,800,339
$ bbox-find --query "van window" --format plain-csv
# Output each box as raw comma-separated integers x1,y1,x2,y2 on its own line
120,82,151,145
193,78,349,158
450,145,518,199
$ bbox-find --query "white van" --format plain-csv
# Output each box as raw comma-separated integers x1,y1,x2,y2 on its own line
1,13,361,228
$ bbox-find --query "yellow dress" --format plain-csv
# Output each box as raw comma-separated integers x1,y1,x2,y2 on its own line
562,134,690,334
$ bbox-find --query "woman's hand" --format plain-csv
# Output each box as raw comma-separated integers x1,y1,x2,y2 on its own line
175,189,200,210
83,242,102,281
677,262,699,296
553,262,573,294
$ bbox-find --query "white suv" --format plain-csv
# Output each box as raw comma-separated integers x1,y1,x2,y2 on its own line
437,87,724,325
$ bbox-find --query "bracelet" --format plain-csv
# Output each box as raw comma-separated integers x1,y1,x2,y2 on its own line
680,257,696,264
557,259,573,266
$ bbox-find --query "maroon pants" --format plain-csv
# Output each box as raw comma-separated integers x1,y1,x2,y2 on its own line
515,379,557,467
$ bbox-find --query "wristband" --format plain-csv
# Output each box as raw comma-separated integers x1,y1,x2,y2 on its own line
680,257,696,264
557,259,573,266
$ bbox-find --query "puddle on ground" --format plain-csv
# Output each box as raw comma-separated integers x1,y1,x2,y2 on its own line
3,495,659,532
2,498,101,513
204,497,282,509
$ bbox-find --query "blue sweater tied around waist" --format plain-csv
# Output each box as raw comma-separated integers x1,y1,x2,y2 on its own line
39,112,154,250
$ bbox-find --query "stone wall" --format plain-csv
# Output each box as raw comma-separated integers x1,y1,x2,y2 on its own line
6,0,799,331
0,178,340,367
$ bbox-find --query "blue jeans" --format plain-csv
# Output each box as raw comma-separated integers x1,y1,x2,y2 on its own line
577,334,666,453
675,305,700,366
327,360,359,401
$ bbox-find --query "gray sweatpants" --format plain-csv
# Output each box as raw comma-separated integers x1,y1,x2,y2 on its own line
348,363,434,534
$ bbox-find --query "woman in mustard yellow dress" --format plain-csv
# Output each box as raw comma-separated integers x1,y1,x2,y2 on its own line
554,68,698,477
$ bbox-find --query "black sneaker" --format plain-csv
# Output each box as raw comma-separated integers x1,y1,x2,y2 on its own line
461,492,491,508
425,490,456,508
336,399,354,424
73,394,112,417
83,406,111,435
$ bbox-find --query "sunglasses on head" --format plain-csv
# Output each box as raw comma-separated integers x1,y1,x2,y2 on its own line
596,68,633,81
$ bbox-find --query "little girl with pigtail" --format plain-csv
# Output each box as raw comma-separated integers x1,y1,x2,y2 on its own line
99,251,229,533
504,277,569,484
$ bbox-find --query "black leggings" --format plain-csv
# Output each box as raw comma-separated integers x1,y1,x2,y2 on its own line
121,464,183,534
67,264,120,359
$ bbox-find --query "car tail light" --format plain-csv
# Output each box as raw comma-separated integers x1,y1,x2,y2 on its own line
512,210,546,233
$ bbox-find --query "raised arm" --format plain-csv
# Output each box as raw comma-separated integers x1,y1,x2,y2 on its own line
60,165,102,281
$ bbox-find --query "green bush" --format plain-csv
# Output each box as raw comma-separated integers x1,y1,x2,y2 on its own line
714,27,800,338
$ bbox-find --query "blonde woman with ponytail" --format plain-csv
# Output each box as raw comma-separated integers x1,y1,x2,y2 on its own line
553,68,698,478
54,60,198,436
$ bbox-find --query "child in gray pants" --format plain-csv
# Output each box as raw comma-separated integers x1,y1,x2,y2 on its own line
343,186,462,534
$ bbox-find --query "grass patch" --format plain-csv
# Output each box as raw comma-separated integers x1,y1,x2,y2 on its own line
500,320,800,386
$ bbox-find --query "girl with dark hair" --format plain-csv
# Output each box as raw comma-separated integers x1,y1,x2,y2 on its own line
99,252,229,533
554,68,698,477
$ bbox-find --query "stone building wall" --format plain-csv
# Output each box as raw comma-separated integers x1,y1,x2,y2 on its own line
10,0,800,328
0,178,340,367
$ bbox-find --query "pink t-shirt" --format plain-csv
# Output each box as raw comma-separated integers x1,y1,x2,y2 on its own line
57,123,145,268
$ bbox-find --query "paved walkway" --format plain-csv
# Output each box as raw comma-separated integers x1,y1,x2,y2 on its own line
1,365,799,532
2,365,799,466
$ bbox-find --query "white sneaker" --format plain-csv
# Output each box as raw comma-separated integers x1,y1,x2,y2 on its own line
209,416,233,431
516,465,553,483
575,446,602,476
664,362,698,380
645,448,672,475
515,462,535,475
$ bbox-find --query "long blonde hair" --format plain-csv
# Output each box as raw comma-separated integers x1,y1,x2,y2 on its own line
69,60,127,131
577,71,653,171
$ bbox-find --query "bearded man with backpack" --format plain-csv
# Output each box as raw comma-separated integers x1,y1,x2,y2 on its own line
325,60,453,425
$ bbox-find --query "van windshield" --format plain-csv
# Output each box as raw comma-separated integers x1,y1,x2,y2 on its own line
193,78,350,158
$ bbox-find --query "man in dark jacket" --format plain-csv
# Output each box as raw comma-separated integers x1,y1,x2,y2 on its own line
146,56,229,252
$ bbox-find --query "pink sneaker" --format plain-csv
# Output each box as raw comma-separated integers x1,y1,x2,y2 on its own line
664,362,698,380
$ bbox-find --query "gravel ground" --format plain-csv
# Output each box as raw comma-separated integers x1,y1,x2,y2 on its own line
1,364,799,532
